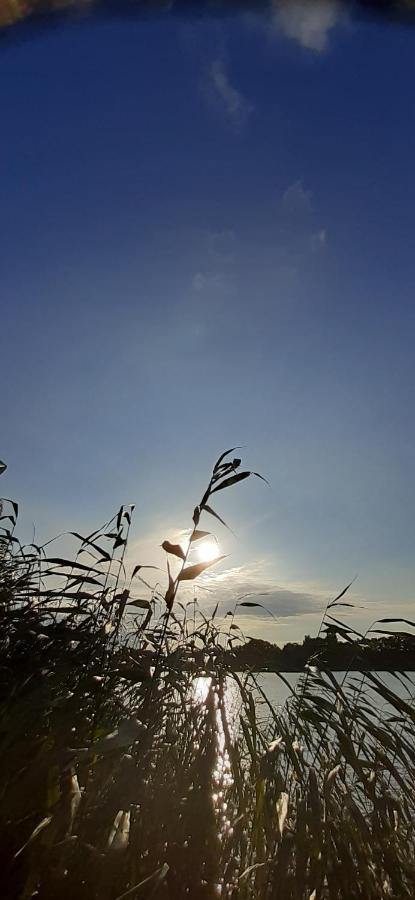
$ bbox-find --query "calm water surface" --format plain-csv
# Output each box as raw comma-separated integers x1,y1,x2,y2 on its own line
194,671,415,726
255,670,415,711
191,670,415,850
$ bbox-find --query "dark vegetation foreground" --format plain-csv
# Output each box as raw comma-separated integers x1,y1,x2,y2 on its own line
1,453,415,899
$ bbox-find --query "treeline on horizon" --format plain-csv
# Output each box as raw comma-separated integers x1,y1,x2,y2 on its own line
227,628,415,672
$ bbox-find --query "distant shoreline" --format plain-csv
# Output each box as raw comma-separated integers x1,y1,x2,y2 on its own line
220,634,415,675
230,665,415,673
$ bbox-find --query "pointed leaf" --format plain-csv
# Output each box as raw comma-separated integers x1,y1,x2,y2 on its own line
161,540,185,560
131,564,158,580
193,506,200,526
114,864,169,900
46,557,103,575
178,555,225,581
164,558,176,610
113,589,129,621
238,601,265,608
116,506,124,532
276,792,289,835
190,530,212,542
326,615,362,638
202,504,233,533
213,447,240,472
65,575,103,588
70,533,112,562
128,599,151,610
108,810,130,851
211,471,251,493
14,816,52,859
327,601,360,609
252,471,270,486
329,578,357,606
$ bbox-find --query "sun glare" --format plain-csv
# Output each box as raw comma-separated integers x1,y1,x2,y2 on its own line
196,538,220,564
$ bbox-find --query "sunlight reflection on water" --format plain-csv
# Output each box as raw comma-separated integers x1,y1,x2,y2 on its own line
192,671,415,789
192,676,241,841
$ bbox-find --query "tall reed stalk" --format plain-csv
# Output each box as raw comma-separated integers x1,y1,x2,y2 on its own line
1,453,415,899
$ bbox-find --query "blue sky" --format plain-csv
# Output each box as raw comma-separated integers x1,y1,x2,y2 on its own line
2,3,415,642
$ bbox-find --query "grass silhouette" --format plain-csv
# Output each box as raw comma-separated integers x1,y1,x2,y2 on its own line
1,451,415,899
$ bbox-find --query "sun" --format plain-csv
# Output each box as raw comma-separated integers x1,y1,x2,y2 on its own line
196,538,220,564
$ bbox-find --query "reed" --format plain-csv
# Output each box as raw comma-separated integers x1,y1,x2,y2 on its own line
1,453,415,899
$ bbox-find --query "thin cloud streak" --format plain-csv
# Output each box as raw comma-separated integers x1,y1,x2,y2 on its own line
207,58,253,126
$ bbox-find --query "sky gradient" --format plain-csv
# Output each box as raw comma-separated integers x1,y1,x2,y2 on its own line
2,3,415,642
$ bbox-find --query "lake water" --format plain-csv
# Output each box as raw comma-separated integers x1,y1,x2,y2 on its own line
192,669,415,835
254,670,415,711
194,670,415,727
194,672,415,856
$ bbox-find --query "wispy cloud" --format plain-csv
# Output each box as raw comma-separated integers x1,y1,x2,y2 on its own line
197,561,325,620
273,0,342,53
282,180,313,218
125,529,325,620
279,179,328,259
310,228,327,252
208,58,253,126
191,270,234,295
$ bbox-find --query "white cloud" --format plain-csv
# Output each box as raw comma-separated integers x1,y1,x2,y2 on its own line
208,58,253,126
124,534,366,644
197,561,325,620
282,180,312,217
191,270,234,295
310,228,327,252
273,0,341,53
125,533,325,621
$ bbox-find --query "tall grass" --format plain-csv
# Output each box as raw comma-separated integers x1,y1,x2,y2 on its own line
1,452,415,899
